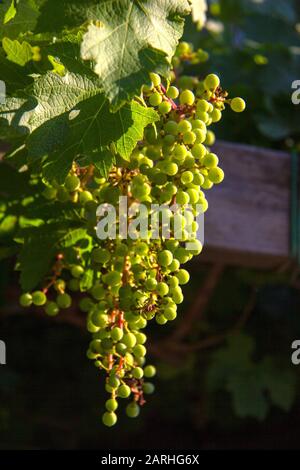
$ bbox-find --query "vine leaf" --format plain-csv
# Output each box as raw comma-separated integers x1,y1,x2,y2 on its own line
81,0,190,109
2,38,33,66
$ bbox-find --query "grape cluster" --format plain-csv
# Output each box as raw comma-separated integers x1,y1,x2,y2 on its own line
19,43,245,426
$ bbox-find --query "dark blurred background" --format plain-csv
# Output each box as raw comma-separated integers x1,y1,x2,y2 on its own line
1,0,300,449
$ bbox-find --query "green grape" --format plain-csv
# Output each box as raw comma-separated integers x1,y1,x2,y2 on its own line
55,293,71,309
202,152,219,168
103,271,122,286
20,293,32,307
32,291,47,306
208,167,224,183
191,143,206,159
44,301,59,316
91,284,106,300
193,129,206,144
132,367,144,379
105,398,118,412
65,174,80,192
149,92,162,106
92,248,111,264
149,72,161,87
117,384,131,398
156,282,169,296
176,269,190,285
201,178,214,189
102,411,117,427
135,332,147,344
79,190,93,204
164,307,177,321
230,97,246,113
164,120,178,135
204,130,215,146
178,119,192,134
211,108,222,122
179,90,195,105
144,365,156,378
145,278,157,291
164,134,175,146
126,402,140,418
182,131,196,145
133,344,146,357
176,190,190,205
158,101,172,114
92,313,108,328
71,265,84,278
123,333,137,348
108,375,120,388
187,188,199,204
42,187,57,200
166,86,179,99
163,162,178,176
204,73,220,91
180,171,194,185
143,382,155,394
158,250,173,267
196,99,210,113
111,327,124,342
196,111,209,123
177,41,192,55
156,314,168,325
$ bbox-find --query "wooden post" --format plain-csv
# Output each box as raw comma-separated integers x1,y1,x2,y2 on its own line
201,141,291,268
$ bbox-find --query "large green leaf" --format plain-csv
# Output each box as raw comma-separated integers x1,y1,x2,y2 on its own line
81,0,190,108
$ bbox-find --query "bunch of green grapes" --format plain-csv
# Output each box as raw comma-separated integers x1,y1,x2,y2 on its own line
19,44,245,427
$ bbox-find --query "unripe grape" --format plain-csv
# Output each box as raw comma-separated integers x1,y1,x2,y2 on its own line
91,284,105,300
201,177,214,189
180,171,194,185
178,119,192,134
149,92,162,106
143,382,155,394
193,129,206,144
132,367,144,379
163,162,178,176
187,188,199,204
102,411,117,427
166,86,179,99
164,307,177,321
103,271,122,286
92,247,111,264
108,375,120,389
145,278,157,291
71,265,84,278
179,89,195,105
79,190,93,204
196,99,210,113
126,402,140,418
208,167,224,183
20,293,32,307
32,291,47,306
203,152,219,168
144,365,156,378
211,108,222,122
204,130,215,146
105,398,118,412
204,73,220,91
173,144,187,161
158,101,172,114
135,332,147,344
157,282,169,296
117,384,131,398
176,190,190,205
111,327,124,342
149,72,161,87
56,293,72,309
176,269,190,285
196,111,209,123
230,97,246,113
133,344,146,357
191,143,206,159
123,333,137,348
42,187,57,200
182,131,196,145
158,250,173,267
44,301,59,316
156,314,168,325
65,174,80,192
164,120,178,135
177,41,192,55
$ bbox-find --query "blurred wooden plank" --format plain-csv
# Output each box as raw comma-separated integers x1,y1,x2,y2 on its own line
202,141,290,268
